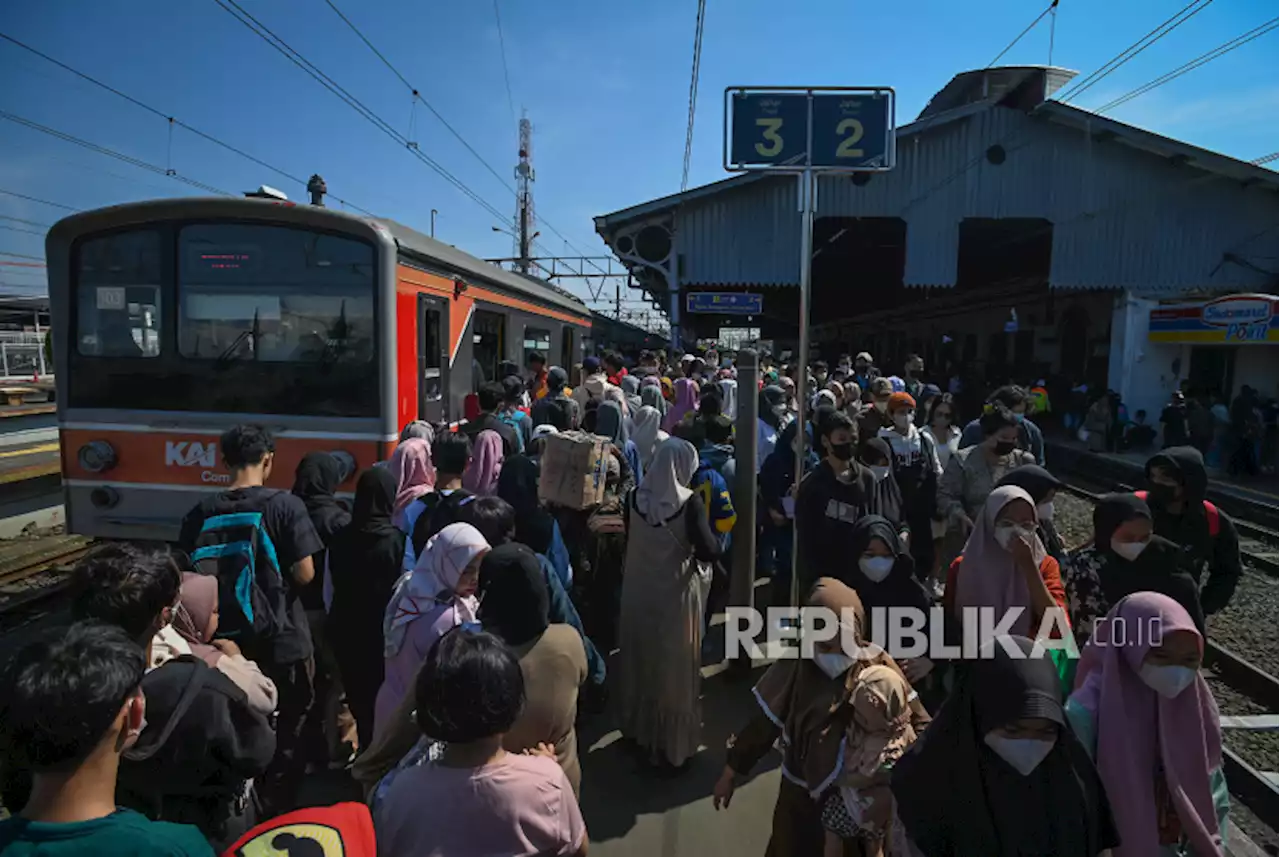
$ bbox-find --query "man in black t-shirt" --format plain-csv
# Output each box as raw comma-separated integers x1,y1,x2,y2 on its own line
462,381,519,455
177,424,321,816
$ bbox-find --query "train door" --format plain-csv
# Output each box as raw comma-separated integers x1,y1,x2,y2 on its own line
473,310,505,385
417,294,450,423
560,325,574,368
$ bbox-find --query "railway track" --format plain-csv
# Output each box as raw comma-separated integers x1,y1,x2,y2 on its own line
0,535,92,617
1054,476,1279,832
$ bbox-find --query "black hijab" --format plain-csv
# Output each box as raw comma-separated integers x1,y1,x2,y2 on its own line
1092,493,1205,633
478,543,550,646
759,385,787,430
497,455,555,555
845,515,930,614
892,635,1117,857
327,468,404,621
996,465,1066,560
292,451,351,544
858,437,903,527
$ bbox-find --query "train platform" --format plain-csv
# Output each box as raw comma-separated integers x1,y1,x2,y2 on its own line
0,437,60,486
1046,437,1278,514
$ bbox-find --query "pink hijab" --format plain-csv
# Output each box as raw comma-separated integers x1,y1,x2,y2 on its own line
463,430,504,496
1069,593,1222,857
390,437,436,529
663,377,699,432
953,485,1045,638
173,572,221,666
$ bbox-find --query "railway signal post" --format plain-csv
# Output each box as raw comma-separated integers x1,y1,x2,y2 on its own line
724,86,896,607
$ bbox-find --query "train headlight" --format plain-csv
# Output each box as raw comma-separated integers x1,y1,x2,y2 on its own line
78,440,118,473
329,450,356,483
90,486,120,509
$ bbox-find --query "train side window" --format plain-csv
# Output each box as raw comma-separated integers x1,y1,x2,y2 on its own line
472,310,505,390
75,230,163,358
523,326,551,367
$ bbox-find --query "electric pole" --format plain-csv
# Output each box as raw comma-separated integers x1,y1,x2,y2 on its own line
615,283,621,320
514,114,535,274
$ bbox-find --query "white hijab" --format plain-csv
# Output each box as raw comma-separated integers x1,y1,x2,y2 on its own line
631,405,667,468
635,436,699,526
717,378,739,420
383,522,489,656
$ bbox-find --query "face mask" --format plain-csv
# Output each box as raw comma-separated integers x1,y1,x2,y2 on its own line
859,556,895,582
855,364,868,374
869,464,891,482
1036,501,1054,522
994,523,1035,550
814,651,855,679
1139,663,1197,699
993,440,1017,456
828,441,854,461
1012,412,1026,423
983,733,1055,776
873,399,889,413
1110,538,1149,561
892,412,912,430
1147,482,1178,506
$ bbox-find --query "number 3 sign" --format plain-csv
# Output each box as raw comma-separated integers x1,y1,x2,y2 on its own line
724,87,895,172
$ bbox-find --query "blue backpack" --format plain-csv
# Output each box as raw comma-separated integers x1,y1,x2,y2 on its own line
190,491,287,647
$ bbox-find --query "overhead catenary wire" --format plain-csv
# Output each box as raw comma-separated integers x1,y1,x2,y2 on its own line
987,0,1059,68
0,214,53,228
1092,18,1279,114
680,0,707,192
0,188,79,212
0,110,232,197
0,224,45,237
245,0,614,281
0,30,375,215
492,0,517,125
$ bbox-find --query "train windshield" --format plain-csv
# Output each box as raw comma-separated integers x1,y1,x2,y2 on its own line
68,222,379,418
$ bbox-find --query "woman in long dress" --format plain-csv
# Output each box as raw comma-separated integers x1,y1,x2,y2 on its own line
616,436,722,771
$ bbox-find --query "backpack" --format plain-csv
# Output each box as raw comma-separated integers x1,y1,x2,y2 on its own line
1134,491,1220,537
411,490,475,559
498,410,527,453
190,490,288,646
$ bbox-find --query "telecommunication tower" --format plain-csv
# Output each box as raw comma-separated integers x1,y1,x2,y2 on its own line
514,114,535,274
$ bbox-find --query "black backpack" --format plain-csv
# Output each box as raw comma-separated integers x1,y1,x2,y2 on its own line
189,490,288,648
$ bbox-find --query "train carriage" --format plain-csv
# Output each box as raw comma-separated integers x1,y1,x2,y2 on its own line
46,195,592,541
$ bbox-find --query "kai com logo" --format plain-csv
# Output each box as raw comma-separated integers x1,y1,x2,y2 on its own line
165,441,217,468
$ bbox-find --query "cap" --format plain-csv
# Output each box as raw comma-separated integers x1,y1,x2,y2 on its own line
855,352,873,364
583,356,601,373
888,392,916,411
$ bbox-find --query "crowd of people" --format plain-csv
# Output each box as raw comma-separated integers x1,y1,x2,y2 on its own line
0,345,1248,856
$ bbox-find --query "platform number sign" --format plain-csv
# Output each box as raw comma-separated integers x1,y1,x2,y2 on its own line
725,87,895,172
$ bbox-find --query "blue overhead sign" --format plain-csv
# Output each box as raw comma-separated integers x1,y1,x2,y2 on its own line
686,292,763,315
724,87,895,172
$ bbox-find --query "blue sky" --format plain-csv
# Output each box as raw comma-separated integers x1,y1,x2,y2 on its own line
1,0,1276,304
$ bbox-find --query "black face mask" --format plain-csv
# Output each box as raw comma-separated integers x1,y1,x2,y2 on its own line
1147,482,1179,506
993,440,1017,456
828,442,854,461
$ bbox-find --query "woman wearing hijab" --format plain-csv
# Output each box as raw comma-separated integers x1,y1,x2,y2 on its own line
389,437,436,533
945,487,1071,678
596,399,643,482
841,381,863,422
631,404,668,471
713,579,930,856
1060,494,1204,644
664,377,698,432
641,381,668,417
462,429,504,496
857,437,908,537
174,572,278,717
846,516,943,711
480,543,589,794
497,454,573,590
374,522,490,737
617,437,722,771
399,420,435,444
1066,593,1228,857
621,374,643,415
996,465,1066,561
326,468,406,749
757,385,788,474
717,375,739,421
891,634,1119,856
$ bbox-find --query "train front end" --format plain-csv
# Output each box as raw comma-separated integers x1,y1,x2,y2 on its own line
46,197,399,542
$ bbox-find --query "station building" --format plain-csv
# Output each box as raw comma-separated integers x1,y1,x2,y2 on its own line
594,66,1278,419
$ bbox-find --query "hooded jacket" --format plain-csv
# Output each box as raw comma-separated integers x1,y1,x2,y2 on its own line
1144,447,1241,615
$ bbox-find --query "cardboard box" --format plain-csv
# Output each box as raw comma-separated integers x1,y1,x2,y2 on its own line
538,431,609,510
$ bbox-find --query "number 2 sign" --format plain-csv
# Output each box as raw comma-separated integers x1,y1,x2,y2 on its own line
725,87,895,172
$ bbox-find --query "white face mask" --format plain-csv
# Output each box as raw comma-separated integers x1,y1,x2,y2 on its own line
869,465,891,482
1139,663,1197,699
814,651,855,679
994,523,1035,550
859,556,895,582
892,411,912,430
983,733,1055,776
1036,501,1054,522
1110,538,1150,562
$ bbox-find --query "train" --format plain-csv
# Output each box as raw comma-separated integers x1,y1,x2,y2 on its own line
46,192,598,541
